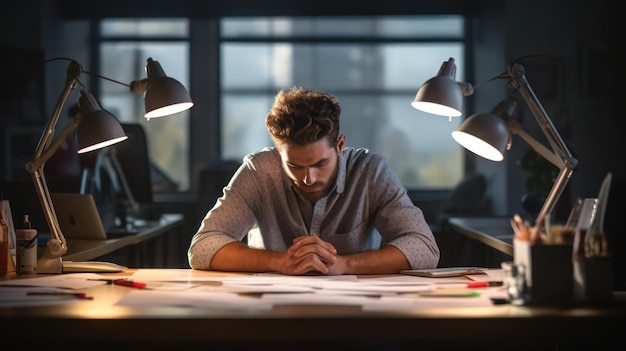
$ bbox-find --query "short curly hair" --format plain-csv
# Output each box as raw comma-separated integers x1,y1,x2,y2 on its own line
265,87,341,148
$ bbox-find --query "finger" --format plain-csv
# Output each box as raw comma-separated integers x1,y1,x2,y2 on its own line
290,253,329,275
290,235,337,254
289,243,338,264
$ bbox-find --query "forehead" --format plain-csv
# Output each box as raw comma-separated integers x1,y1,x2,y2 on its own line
278,139,335,166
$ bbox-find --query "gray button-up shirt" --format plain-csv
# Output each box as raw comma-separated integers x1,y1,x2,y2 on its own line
188,147,440,270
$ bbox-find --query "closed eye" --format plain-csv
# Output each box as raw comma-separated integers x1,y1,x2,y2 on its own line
286,158,329,170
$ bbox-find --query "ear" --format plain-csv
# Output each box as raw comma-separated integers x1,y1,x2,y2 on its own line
336,134,346,154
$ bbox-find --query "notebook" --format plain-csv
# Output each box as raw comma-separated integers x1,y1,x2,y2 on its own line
51,192,137,240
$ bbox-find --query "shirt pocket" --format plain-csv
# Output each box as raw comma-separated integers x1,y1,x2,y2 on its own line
327,221,377,254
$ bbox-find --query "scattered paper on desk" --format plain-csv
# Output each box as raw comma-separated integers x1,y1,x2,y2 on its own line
129,269,358,284
263,292,401,307
117,290,274,310
365,274,469,285
190,283,314,294
128,268,272,282
0,287,89,307
0,273,129,289
303,279,435,293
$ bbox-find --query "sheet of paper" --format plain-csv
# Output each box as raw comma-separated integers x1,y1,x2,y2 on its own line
0,273,131,289
116,289,274,310
466,268,504,282
129,269,357,283
0,286,93,307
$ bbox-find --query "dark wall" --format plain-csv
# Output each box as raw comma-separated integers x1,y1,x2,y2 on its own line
469,0,622,222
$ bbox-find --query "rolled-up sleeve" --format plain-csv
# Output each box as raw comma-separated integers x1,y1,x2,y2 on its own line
188,162,258,270
368,155,440,269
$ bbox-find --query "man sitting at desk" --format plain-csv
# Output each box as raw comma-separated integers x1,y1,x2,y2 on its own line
188,87,439,275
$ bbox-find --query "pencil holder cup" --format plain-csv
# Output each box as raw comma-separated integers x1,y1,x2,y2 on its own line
513,239,573,306
573,256,613,304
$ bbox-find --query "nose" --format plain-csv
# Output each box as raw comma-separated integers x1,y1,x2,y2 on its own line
303,169,315,186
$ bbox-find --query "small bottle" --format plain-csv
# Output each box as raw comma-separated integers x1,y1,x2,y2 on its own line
16,214,38,274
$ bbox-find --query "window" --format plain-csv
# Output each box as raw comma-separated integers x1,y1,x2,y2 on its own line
220,16,466,189
96,16,467,195
97,19,191,192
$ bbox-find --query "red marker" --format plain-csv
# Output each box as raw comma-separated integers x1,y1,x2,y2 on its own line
114,278,147,289
466,281,503,288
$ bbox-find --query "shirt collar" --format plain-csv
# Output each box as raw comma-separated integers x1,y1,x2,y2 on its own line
335,150,347,194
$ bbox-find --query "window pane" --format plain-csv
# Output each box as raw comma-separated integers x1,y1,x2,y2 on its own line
378,16,464,37
221,44,292,88
223,43,464,91
221,94,274,159
99,41,191,191
101,19,189,37
381,96,463,188
383,44,464,89
222,16,463,38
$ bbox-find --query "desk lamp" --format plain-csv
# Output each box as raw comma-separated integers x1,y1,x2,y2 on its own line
81,57,195,220
412,57,578,226
129,57,194,119
26,58,193,274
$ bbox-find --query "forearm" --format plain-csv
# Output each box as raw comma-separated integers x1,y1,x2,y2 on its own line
335,245,411,275
209,241,285,272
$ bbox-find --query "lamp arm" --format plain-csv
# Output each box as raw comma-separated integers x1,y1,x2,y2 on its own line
539,166,576,227
504,116,564,168
507,63,576,168
507,117,575,224
32,60,81,162
24,60,83,273
507,62,579,225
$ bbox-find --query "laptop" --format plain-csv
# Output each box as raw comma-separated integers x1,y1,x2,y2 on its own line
51,192,137,240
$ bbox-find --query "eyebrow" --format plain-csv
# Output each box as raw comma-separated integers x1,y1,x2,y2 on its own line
287,157,329,168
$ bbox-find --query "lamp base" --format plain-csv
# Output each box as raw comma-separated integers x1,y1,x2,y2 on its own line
37,238,66,274
62,261,126,273
37,239,126,273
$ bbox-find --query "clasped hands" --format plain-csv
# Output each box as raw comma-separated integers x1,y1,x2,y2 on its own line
283,235,343,275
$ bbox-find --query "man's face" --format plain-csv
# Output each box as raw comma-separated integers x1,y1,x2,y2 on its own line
278,135,345,201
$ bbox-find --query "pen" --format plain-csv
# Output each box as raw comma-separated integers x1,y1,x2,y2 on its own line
113,278,147,289
27,292,93,300
466,281,503,288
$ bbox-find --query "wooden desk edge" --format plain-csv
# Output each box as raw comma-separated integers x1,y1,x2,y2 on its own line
446,217,514,256
63,213,184,261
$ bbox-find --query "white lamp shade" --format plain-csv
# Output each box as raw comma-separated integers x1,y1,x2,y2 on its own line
451,100,516,161
144,76,194,118
75,90,128,154
142,57,193,119
411,57,463,117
